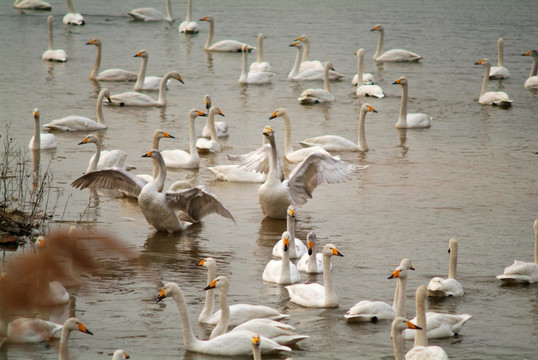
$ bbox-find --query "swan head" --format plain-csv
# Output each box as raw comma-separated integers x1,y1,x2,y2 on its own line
33,108,39,120
85,38,100,46
154,129,175,140
63,317,94,335
474,58,491,67
157,282,179,303
204,95,211,111
241,43,251,53
112,350,130,359
448,238,458,254
101,88,112,103
210,106,225,117
287,205,296,218
295,35,310,44
521,50,538,58
281,231,291,252
168,72,184,84
289,41,303,49
262,125,274,137
78,134,100,146
35,235,46,248
188,109,207,119
354,48,365,57
199,15,213,22
142,150,163,160
252,334,261,347
269,108,287,120
198,257,216,269
306,232,316,255
204,275,229,291
324,61,335,72
391,316,421,333
370,24,383,32
399,258,415,271
392,76,408,86
323,243,343,257
388,266,407,280
134,50,148,58
361,103,377,114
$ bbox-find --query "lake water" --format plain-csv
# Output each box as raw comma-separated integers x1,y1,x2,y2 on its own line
0,0,537,359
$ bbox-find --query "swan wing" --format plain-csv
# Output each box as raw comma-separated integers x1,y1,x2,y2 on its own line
427,277,464,297
128,8,165,21
299,135,357,152
71,168,147,197
345,300,395,321
208,304,289,325
497,261,538,283
228,144,282,179
406,345,449,360
376,49,422,62
489,66,511,79
286,283,326,307
110,91,154,106
43,116,105,131
7,318,63,343
356,84,385,98
524,76,538,89
205,330,291,355
208,165,267,183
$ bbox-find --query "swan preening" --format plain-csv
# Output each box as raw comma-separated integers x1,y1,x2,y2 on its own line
250,33,271,72
29,108,58,150
196,106,225,153
522,50,538,90
14,0,51,10
497,219,538,284
239,44,274,84
63,0,84,25
87,38,138,81
178,0,198,33
296,232,330,273
272,205,307,259
354,49,384,98
42,16,67,62
297,62,336,104
263,231,302,284
78,134,135,174
128,0,173,22
489,38,510,79
474,59,513,107
391,317,421,360
370,24,422,62
202,95,229,138
134,50,167,91
393,76,431,129
200,15,254,52
427,238,464,297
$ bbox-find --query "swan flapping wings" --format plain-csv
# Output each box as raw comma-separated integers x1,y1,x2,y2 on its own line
71,167,147,198
164,186,235,223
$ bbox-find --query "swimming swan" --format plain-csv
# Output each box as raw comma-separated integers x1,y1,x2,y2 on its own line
272,205,307,259
200,15,253,52
294,35,323,72
298,62,336,104
250,33,271,72
489,38,510,79
239,44,274,84
6,317,63,343
29,109,57,150
128,0,173,22
42,16,67,62
296,232,330,273
474,58,513,107
402,310,472,340
14,0,51,10
58,318,93,359
497,219,538,284
201,95,228,138
354,49,384,98
112,350,130,360
391,317,421,360
427,238,464,297
63,0,84,25
370,24,422,62
263,232,302,285
522,50,538,90
352,48,374,85
393,76,431,129
178,0,198,33
86,38,138,81
196,106,225,153
133,50,167,91
77,134,135,173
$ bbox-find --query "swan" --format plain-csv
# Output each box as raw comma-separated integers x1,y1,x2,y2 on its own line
43,88,111,131
296,232,331,273
474,59,513,107
13,0,51,10
262,232,302,285
133,50,168,91
201,95,229,138
370,24,422,62
35,236,69,306
196,106,225,153
161,109,206,169
58,318,93,360
128,0,173,22
290,38,344,81
391,317,421,360
257,125,365,219
86,39,138,81
78,134,135,173
393,76,432,129
354,49,384,98
112,350,130,360
403,312,472,340
200,15,254,52
156,282,291,355
71,150,235,233
352,48,375,86
109,71,184,107
522,50,538,90
497,219,538,284
427,238,464,297
251,335,262,360
250,33,271,72
178,0,198,33
29,109,57,150
42,16,67,62
239,44,274,84
288,41,304,80
299,103,377,152
6,317,63,343
272,205,307,259
297,62,336,104
404,286,449,359
294,35,323,72
286,243,343,307
489,38,510,79
63,0,84,25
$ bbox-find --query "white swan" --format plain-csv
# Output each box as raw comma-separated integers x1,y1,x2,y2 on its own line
239,44,274,84
200,15,254,52
497,219,538,284
71,150,235,233
14,0,51,10
133,50,167,91
78,134,135,174
297,232,331,273
393,76,431,129
178,0,198,33
112,350,130,360
298,62,336,104
250,33,271,72
370,24,422,62
391,317,421,360
128,0,173,22
201,95,229,138
58,318,93,360
522,50,538,90
208,164,267,182
257,126,365,219
6,317,63,343
427,238,464,297
109,71,184,107
86,39,138,81
286,243,343,307
263,232,302,285
272,205,307,259
63,0,84,25
251,335,262,360
288,41,304,80
35,236,69,306
42,16,67,62
43,88,111,131
351,48,375,86
29,109,57,150
290,37,344,81
355,49,384,98
474,58,513,107
161,109,206,169
299,103,377,152
196,106,225,153
403,311,472,340
489,38,511,79
294,35,323,72
156,282,291,355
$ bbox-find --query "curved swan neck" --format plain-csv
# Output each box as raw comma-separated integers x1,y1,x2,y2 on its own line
204,19,214,49
95,90,107,125
47,16,53,50
497,38,504,67
391,324,405,360
87,139,101,173
530,55,537,78
90,42,101,80
414,286,428,348
289,44,302,79
534,219,538,264
448,239,458,279
301,37,310,63
66,0,74,13
200,264,216,321
374,29,384,60
358,107,368,151
188,113,200,161
208,108,219,141
322,254,336,304
151,135,162,179
152,152,167,190
165,0,173,21
169,285,198,349
135,54,148,90
59,328,72,360
185,0,192,22
481,63,490,96
266,134,281,182
210,284,230,339
157,73,171,106
280,112,294,158
397,83,408,127
323,64,331,93
287,214,296,257
257,34,264,63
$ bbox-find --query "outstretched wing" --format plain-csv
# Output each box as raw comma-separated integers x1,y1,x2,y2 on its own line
71,168,147,197
228,144,284,181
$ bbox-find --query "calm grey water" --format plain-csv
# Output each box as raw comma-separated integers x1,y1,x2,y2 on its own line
1,0,537,359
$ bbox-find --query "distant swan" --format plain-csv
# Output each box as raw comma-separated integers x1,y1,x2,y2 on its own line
291,37,344,81
42,16,67,62
489,38,510,79
128,0,173,22
250,33,271,72
196,106,225,153
370,24,422,62
474,58,513,107
78,134,135,173
391,317,421,360
29,109,57,150
352,48,374,85
63,0,84,25
112,350,130,360
178,0,198,33
497,219,538,284
263,231,302,284
393,76,431,129
200,15,253,52
427,238,464,297
134,50,167,91
296,232,329,273
201,95,228,138
294,35,323,72
522,50,538,90
354,49,383,98
239,44,274,84
87,38,138,81
14,0,51,10
297,62,336,104
272,205,307,259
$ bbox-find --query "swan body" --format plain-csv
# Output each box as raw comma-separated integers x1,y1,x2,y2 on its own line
402,312,472,340
489,38,510,79
263,232,302,285
128,0,173,22
6,318,63,343
157,282,291,355
522,50,538,89
355,49,384,98
178,0,198,33
250,33,271,72
427,238,464,297
202,95,228,138
63,0,84,25
239,44,274,84
112,350,130,360
393,76,431,129
78,134,135,173
299,103,377,152
208,165,267,182
134,50,168,91
272,205,307,259
371,24,422,62
474,59,513,107
298,62,336,104
391,317,422,360
297,232,331,273
288,41,343,81
110,71,183,107
29,109,57,150
286,244,343,307
497,219,538,284
44,88,111,131
200,15,253,52
196,106,225,153
87,39,138,81
14,0,51,10
42,16,67,62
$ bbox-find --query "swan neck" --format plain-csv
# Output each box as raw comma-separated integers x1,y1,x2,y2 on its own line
391,325,405,360
157,73,170,106
210,285,230,339
357,52,364,83
322,253,336,304
374,29,384,59
199,265,216,321
185,0,192,22
323,65,331,93
289,45,302,79
281,112,293,158
208,109,218,141
240,48,248,83
448,242,458,279
47,17,53,50
534,219,538,264
252,344,262,360
267,135,281,181
398,84,408,126
257,35,264,63
414,287,428,347
32,117,40,150
481,64,490,96
153,153,167,189
96,91,106,125
308,243,317,272
165,0,173,21
59,327,72,360
287,216,296,256
530,56,537,78
188,114,200,160
204,20,214,49
135,55,148,90
88,139,101,172
497,39,504,67
66,0,74,13
358,108,368,151
90,42,101,80
301,38,310,63
170,286,198,349
395,276,407,318
281,246,292,283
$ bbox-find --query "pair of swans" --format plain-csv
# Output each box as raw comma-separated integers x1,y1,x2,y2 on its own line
201,95,228,138
522,50,538,90
71,149,235,233
14,0,51,10
29,108,57,150
354,49,384,98
78,134,135,174
272,205,307,258
288,38,344,81
239,44,274,84
133,50,168,91
497,219,538,284
297,62,336,104
393,76,431,129
63,0,84,25
474,59,513,107
195,106,225,153
263,231,302,284
200,15,253,52
250,33,271,72
489,38,510,79
370,24,422,62
427,238,464,297
87,38,138,81
42,16,67,62
128,0,173,22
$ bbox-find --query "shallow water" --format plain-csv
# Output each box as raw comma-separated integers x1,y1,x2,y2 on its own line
1,0,537,359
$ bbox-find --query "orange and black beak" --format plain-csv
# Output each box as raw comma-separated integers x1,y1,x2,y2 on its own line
156,287,166,303
204,278,218,291
78,322,94,336
332,248,343,257
388,269,400,279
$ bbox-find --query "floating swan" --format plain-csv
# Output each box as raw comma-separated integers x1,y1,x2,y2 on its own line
133,50,167,91
263,232,302,284
427,238,464,297
71,150,235,233
112,350,130,360
63,0,84,25
299,103,377,152
289,37,344,81
58,318,93,360
355,49,384,98
497,219,538,284
128,0,173,22
474,59,513,107
29,109,57,150
257,126,365,219
370,24,422,62
6,317,63,343
239,44,274,84
201,95,229,138
522,50,538,90
196,106,225,153
78,134,135,173
42,16,67,62
156,282,292,355
294,35,323,72
250,33,271,72
35,236,69,306
298,62,336,104
86,39,138,81
402,311,472,340
14,0,51,10
296,232,330,273
393,76,431,129
288,41,305,80
272,205,307,259
352,48,375,85
391,317,421,360
178,0,198,33
489,38,510,79
200,15,253,52
286,243,343,307
208,164,267,182
43,88,111,131
109,71,184,107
